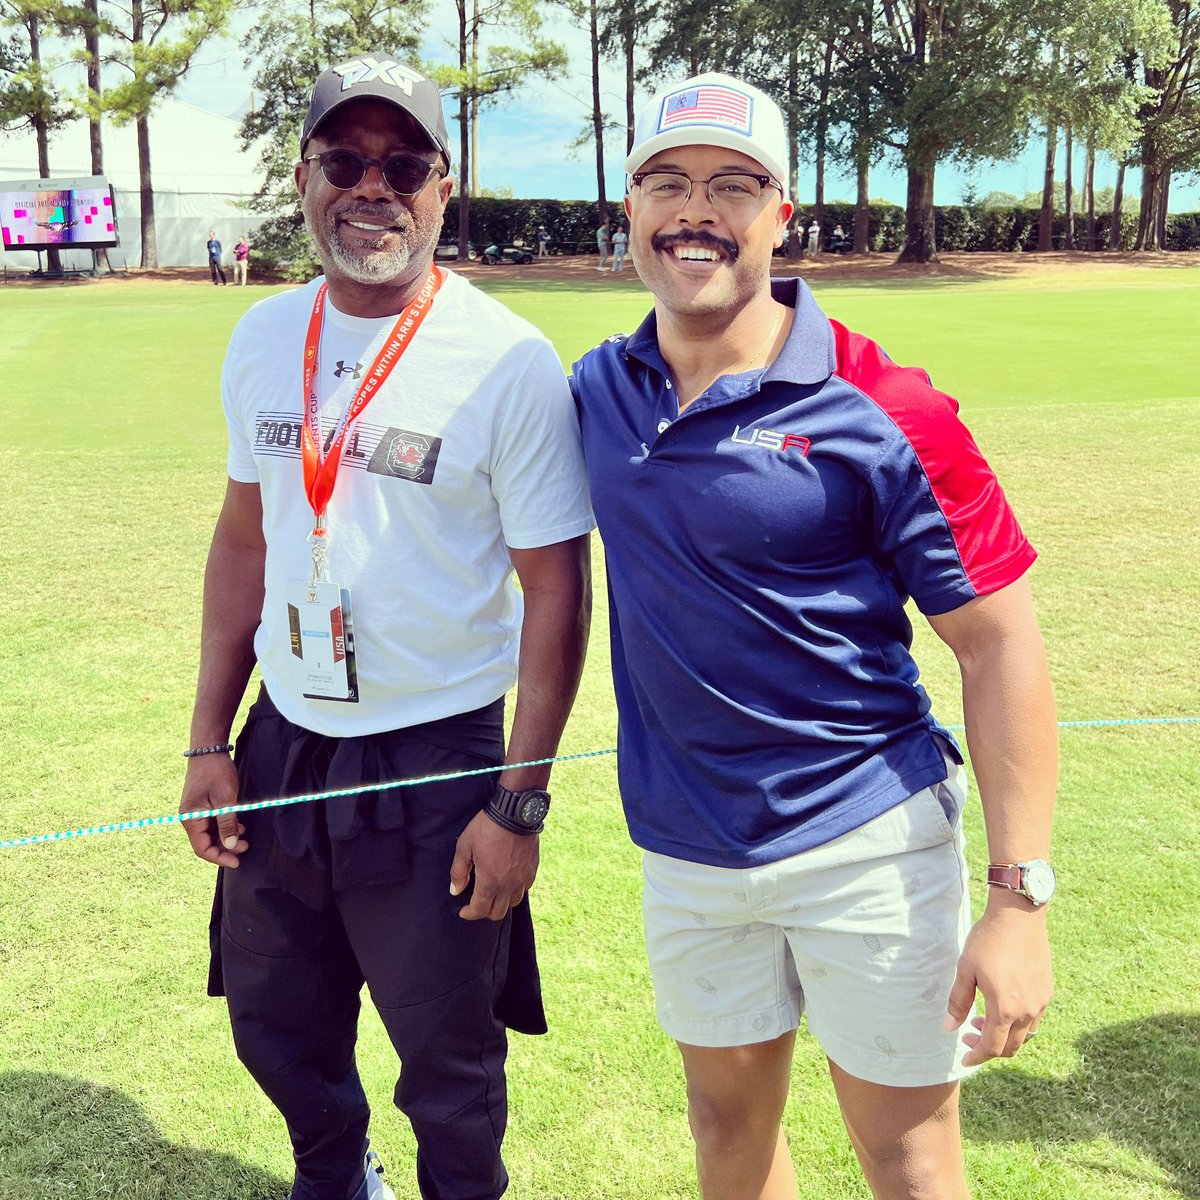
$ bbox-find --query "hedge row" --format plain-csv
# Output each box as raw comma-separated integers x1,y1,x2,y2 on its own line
438,198,1200,254
255,198,1200,278
436,197,625,253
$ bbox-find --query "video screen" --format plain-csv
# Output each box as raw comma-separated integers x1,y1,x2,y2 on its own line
1,179,119,251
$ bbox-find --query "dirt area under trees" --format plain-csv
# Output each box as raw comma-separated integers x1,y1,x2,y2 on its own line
6,249,1200,289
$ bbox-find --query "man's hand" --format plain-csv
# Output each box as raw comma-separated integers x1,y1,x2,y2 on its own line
449,810,540,921
180,754,248,869
945,894,1053,1065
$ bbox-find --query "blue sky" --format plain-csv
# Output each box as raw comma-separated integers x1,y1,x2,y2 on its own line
174,1,1199,213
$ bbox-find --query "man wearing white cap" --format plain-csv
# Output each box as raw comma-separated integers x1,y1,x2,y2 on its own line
572,72,1057,1199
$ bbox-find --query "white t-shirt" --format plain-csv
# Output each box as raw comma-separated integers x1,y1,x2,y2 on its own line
222,269,595,737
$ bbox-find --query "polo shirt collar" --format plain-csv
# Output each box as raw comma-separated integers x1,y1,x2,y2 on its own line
623,275,835,388
766,277,836,385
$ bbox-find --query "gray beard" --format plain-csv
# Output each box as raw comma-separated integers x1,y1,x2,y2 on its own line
324,225,412,283
303,194,418,284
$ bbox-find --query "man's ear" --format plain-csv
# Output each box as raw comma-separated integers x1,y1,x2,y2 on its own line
774,199,795,248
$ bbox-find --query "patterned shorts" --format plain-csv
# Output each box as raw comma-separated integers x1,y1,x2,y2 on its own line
641,762,978,1087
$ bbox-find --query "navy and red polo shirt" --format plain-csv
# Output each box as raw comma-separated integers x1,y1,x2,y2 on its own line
571,277,1036,869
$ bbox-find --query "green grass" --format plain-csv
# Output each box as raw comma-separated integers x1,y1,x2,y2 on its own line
1,265,1198,1200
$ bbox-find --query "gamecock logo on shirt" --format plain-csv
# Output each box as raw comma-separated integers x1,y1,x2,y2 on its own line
386,432,430,478
365,425,442,485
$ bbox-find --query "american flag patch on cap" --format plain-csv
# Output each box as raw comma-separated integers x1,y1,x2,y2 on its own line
657,84,753,135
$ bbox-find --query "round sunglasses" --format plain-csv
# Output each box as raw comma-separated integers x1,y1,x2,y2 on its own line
304,149,445,195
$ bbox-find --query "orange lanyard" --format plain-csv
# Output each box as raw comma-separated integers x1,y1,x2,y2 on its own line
300,267,443,538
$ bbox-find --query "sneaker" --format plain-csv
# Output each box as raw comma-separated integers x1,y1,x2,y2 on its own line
284,1151,396,1200
365,1150,397,1200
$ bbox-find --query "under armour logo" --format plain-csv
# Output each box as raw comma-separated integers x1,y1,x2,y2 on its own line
333,57,425,96
333,360,363,379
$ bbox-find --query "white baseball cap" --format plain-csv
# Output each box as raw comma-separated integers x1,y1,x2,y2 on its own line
625,72,788,191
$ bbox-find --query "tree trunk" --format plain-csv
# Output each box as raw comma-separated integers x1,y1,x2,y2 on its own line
128,0,157,268
469,0,479,196
1108,161,1125,250
1064,121,1074,250
84,0,112,272
897,162,937,263
1136,163,1157,250
785,47,801,259
812,32,834,253
1038,124,1056,251
135,114,157,268
27,12,62,275
591,0,607,230
896,3,937,263
854,156,870,253
469,100,478,195
1084,138,1095,252
624,0,635,153
853,0,873,253
456,0,471,260
1157,173,1170,249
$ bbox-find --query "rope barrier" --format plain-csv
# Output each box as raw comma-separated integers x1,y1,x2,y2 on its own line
2,716,1196,852
0,748,617,852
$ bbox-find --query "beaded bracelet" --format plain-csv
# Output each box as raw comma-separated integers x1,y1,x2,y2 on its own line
182,743,235,759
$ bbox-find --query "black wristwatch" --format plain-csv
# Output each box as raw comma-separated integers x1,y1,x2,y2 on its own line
485,785,551,835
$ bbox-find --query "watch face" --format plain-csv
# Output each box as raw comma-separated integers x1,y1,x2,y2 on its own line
1022,861,1056,905
519,793,550,827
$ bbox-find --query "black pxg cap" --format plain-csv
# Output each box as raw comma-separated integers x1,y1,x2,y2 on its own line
301,55,451,162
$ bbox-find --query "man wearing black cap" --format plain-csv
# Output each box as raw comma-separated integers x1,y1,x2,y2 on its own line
180,54,594,1200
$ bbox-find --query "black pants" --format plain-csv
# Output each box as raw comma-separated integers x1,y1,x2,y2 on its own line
209,689,545,1200
210,256,227,284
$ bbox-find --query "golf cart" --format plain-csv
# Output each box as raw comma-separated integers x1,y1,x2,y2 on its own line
481,242,533,265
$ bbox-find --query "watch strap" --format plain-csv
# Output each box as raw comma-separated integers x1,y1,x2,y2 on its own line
485,785,550,835
987,863,1024,893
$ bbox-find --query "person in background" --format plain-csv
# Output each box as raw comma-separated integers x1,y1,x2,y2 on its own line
596,221,611,270
611,222,628,272
572,70,1056,1200
233,235,250,285
207,230,228,285
806,216,820,255
537,224,549,257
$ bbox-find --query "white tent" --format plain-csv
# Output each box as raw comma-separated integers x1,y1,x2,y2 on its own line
0,97,273,272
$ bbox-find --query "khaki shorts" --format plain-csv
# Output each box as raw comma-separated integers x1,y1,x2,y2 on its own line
642,763,977,1087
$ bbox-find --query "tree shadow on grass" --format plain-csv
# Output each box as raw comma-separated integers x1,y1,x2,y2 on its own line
962,1014,1199,1197
0,1072,286,1200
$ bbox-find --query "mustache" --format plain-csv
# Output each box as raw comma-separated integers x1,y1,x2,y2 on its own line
650,230,738,261
333,202,411,230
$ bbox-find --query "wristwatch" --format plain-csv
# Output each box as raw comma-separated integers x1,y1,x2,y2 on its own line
987,860,1056,907
485,785,551,835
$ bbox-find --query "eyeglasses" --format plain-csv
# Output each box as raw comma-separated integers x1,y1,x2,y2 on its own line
631,171,782,212
304,150,445,195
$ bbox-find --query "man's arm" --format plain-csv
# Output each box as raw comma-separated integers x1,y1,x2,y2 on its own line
179,478,266,869
451,533,592,921
927,573,1057,1064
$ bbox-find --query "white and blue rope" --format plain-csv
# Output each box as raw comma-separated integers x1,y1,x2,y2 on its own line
2,717,1196,852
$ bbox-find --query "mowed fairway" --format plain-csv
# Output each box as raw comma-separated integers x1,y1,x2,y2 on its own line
1,265,1197,1200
